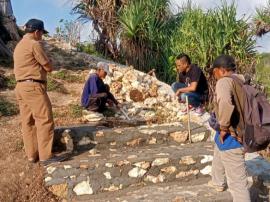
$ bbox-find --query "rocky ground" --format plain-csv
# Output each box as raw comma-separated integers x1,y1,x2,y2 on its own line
0,38,270,201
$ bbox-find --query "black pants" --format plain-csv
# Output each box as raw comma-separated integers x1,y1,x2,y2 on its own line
87,94,108,112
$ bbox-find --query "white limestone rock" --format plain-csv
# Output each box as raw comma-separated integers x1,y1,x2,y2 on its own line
140,129,157,135
103,76,112,85
161,166,177,174
89,148,98,155
176,170,199,178
103,184,123,192
127,155,138,159
131,81,141,89
149,137,157,144
179,156,196,165
82,110,104,122
116,160,130,166
144,174,165,183
152,158,169,166
144,98,158,107
200,165,212,175
64,165,72,170
113,71,124,81
133,161,151,170
170,131,188,143
191,132,208,143
200,155,213,164
105,163,114,168
158,130,168,135
73,179,93,195
128,167,147,178
47,166,56,174
103,172,112,180
45,177,52,182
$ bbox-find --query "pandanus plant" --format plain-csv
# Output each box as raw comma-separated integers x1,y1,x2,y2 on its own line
171,1,258,103
118,0,180,82
254,0,270,37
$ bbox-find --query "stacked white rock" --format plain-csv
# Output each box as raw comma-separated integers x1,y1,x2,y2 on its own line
100,64,209,124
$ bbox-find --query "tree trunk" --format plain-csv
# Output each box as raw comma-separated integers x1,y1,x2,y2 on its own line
0,37,12,57
0,0,20,59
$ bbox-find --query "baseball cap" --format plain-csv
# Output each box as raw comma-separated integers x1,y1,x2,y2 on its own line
208,54,236,73
97,62,110,75
25,19,49,34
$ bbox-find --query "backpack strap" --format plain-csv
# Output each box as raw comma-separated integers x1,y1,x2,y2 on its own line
228,75,246,138
230,75,244,86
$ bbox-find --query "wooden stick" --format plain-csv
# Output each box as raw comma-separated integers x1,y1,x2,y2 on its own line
186,96,192,143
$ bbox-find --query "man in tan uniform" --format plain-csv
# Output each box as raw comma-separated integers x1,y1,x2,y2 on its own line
14,19,63,165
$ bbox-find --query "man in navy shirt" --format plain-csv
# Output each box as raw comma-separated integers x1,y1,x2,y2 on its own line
81,62,121,112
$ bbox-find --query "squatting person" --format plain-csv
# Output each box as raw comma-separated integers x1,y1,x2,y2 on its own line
81,62,121,112
172,53,208,116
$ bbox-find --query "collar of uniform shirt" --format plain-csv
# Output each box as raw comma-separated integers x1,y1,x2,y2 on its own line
24,33,35,40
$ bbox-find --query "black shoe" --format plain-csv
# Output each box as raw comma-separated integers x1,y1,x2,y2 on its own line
28,157,39,164
40,154,69,166
28,159,38,164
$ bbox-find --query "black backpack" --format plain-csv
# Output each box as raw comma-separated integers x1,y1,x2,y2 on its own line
231,75,270,152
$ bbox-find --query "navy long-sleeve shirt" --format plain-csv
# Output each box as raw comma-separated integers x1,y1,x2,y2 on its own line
81,73,118,108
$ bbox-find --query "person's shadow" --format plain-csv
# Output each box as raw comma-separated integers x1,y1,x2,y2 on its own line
52,124,103,160
246,155,270,202
250,176,269,202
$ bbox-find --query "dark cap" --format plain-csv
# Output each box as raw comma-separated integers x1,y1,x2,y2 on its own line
25,19,48,34
209,54,236,73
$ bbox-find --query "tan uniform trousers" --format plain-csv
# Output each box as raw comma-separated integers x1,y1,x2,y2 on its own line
211,145,251,202
15,81,54,161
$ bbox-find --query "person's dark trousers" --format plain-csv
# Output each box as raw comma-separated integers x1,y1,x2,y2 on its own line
171,82,202,107
87,93,108,112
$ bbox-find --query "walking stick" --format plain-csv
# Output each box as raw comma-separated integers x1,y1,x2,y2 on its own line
186,96,192,143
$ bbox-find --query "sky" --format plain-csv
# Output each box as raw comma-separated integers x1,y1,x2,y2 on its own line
12,0,270,52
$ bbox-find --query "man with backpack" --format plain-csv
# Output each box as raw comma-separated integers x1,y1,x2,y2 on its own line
208,55,251,202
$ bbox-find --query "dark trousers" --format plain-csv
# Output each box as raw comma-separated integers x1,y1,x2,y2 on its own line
87,94,108,113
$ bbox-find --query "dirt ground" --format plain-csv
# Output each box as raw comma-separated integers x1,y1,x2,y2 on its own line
0,115,60,202
0,66,84,201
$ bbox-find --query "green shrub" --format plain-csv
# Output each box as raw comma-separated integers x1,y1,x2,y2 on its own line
69,104,83,118
0,97,19,116
53,104,83,119
119,0,180,83
6,74,16,89
76,43,103,57
0,74,16,90
50,70,84,83
256,53,270,97
47,77,68,94
171,1,257,74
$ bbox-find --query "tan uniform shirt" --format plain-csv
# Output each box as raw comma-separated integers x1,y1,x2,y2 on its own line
14,34,49,81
